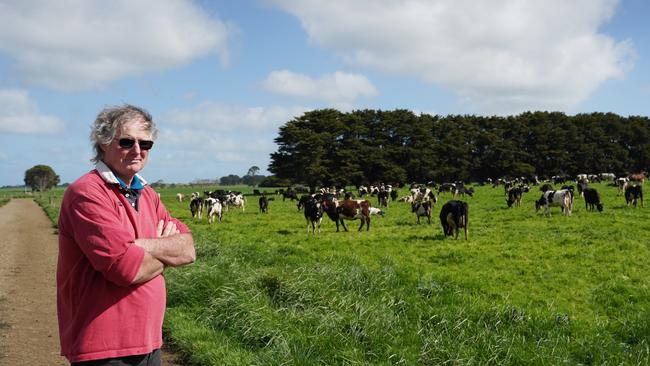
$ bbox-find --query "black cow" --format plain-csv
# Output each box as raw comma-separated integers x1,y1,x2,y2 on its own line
582,187,603,212
390,190,398,201
259,195,269,213
440,200,468,240
283,189,298,201
625,185,644,208
303,197,323,233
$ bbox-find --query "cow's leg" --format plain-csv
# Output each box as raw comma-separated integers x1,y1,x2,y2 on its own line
340,220,348,232
357,219,364,232
366,217,370,231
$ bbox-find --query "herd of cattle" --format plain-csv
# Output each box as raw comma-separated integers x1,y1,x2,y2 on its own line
175,172,646,240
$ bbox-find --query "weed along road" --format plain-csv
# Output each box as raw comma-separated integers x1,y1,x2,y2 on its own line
0,199,66,365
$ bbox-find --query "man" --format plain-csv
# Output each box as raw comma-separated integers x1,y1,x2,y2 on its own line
57,105,195,365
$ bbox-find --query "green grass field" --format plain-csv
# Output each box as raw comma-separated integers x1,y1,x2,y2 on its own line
14,182,650,365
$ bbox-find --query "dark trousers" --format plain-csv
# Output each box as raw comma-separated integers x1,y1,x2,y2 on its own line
71,349,161,366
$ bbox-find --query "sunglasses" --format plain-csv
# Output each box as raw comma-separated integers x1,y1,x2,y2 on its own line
118,138,154,150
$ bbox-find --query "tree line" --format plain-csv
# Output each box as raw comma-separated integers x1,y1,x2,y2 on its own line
269,109,650,189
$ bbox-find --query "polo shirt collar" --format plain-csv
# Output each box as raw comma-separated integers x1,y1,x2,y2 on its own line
95,161,148,189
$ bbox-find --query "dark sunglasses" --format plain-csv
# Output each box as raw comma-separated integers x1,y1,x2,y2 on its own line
118,138,154,150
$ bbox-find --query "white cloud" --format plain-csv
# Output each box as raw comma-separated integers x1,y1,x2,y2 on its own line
0,0,230,90
262,70,378,103
161,103,307,132
156,103,308,164
0,89,64,133
270,0,634,114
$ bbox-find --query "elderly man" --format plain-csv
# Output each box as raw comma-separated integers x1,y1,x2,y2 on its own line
57,105,195,365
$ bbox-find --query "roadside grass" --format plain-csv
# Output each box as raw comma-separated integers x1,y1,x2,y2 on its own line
16,182,650,364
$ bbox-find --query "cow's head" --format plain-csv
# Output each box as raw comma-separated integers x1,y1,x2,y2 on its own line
596,202,604,212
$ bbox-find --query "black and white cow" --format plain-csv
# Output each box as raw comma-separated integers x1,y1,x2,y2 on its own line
625,185,644,208
205,197,223,223
616,177,629,196
439,200,468,240
377,190,389,208
190,196,203,219
412,201,432,224
506,187,522,208
535,189,573,216
582,187,603,212
303,197,323,233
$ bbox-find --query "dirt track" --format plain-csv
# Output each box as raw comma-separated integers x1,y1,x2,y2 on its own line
0,199,66,365
0,199,184,365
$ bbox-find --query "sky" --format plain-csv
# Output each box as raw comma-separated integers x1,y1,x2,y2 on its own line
1,0,649,186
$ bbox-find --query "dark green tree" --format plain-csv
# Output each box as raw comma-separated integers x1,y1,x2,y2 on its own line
24,165,60,191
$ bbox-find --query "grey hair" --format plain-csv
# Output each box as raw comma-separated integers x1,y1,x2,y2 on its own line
90,104,159,163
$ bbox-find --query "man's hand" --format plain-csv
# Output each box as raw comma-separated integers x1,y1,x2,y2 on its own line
156,220,180,238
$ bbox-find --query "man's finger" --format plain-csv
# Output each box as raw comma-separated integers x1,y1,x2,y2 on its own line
156,220,164,237
163,221,176,237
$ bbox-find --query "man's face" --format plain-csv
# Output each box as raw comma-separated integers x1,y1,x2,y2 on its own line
101,119,152,184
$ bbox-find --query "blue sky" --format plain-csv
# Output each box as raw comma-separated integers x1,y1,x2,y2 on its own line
1,0,648,186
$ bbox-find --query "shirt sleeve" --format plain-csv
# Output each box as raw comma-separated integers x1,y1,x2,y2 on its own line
149,188,191,234
67,186,145,287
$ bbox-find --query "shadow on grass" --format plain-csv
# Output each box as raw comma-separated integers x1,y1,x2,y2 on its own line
407,233,446,241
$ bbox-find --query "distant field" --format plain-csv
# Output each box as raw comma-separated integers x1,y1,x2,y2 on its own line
14,182,650,365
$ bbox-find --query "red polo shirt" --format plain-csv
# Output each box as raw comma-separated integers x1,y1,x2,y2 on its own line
56,168,190,362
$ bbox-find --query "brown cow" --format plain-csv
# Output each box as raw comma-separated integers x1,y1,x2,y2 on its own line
322,199,373,232
629,172,646,185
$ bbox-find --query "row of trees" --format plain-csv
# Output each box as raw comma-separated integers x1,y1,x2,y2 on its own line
269,109,650,189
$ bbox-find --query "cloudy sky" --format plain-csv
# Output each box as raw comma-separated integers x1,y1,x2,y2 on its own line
0,0,647,186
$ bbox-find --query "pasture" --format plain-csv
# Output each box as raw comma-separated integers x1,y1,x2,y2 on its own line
18,182,650,364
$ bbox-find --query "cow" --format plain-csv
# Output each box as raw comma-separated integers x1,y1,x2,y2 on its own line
368,207,385,217
616,177,629,196
336,199,373,231
535,189,573,216
577,181,589,198
629,172,646,185
625,185,644,208
540,183,554,193
390,189,398,201
259,195,269,213
303,197,323,234
599,173,616,181
437,183,456,195
377,190,389,207
506,187,522,208
190,196,203,219
412,201,432,224
282,188,298,201
205,197,223,223
582,187,603,212
453,186,474,198
176,193,185,202
225,193,246,212
440,200,468,240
